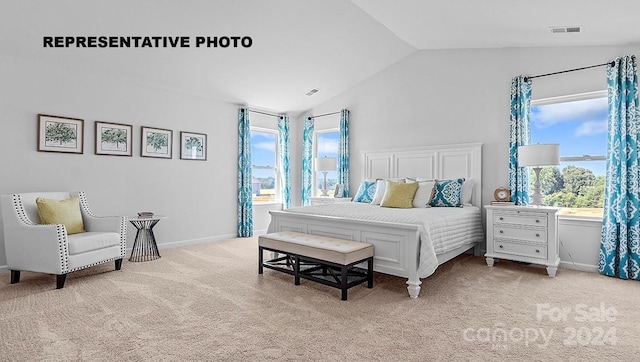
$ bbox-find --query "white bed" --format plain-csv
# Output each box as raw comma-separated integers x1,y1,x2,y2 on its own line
267,143,484,298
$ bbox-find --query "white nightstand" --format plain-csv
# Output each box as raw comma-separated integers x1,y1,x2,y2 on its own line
485,205,560,277
309,197,352,206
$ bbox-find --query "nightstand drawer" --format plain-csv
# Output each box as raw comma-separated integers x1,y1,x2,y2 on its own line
494,212,547,227
493,225,547,243
494,241,547,260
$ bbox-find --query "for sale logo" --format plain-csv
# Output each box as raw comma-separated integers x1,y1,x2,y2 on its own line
462,303,618,349
537,303,617,346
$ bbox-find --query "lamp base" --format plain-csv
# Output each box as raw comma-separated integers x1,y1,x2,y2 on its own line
530,166,544,206
320,171,329,197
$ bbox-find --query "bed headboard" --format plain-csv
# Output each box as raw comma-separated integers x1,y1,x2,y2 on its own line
361,143,483,207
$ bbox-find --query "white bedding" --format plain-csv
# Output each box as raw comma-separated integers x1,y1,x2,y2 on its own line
284,203,485,278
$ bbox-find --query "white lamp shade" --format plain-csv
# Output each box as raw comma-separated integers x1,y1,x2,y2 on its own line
518,144,560,167
315,157,337,171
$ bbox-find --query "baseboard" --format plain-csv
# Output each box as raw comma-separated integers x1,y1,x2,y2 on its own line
559,260,598,273
0,233,244,273
156,233,238,250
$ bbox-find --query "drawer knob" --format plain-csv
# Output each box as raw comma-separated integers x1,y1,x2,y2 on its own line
499,230,504,234
535,220,540,223
536,233,540,237
499,217,504,221
499,245,504,248
536,249,540,253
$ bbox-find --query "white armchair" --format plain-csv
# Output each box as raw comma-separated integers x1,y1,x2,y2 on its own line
1,191,127,289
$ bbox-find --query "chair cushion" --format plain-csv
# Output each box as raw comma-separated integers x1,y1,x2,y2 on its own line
67,232,120,255
36,197,85,234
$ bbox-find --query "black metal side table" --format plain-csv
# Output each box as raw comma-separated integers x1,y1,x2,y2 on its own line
128,215,167,262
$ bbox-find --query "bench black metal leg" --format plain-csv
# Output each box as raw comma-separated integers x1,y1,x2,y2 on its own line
10,270,20,284
258,246,264,274
367,257,374,288
115,258,123,270
294,255,300,285
56,274,67,289
341,265,348,301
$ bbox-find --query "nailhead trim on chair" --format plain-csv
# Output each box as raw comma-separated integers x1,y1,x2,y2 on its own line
56,224,69,273
12,194,70,273
13,194,36,225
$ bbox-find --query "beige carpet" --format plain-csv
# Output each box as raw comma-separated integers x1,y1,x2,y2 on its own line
1,236,639,361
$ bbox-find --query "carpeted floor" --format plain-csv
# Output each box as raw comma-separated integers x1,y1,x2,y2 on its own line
1,236,639,361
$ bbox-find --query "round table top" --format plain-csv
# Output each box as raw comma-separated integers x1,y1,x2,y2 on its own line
128,214,167,221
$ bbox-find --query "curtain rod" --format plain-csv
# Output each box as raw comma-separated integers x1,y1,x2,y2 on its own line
308,110,341,119
248,108,284,118
524,61,615,82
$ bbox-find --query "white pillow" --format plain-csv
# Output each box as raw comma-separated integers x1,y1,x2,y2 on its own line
412,180,435,208
371,178,405,205
461,178,474,206
370,180,386,205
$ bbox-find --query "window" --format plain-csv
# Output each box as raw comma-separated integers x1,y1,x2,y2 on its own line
530,90,607,217
250,127,279,203
314,129,339,196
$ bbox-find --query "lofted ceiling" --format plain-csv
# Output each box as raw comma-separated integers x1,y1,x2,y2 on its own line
2,0,639,114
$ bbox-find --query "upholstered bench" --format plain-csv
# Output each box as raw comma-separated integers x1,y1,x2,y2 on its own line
258,231,374,300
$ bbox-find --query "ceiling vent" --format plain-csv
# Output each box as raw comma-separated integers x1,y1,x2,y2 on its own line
305,88,319,96
550,26,582,34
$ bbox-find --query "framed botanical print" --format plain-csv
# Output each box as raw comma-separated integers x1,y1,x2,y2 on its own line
141,126,173,159
95,121,133,156
38,114,84,154
180,131,207,160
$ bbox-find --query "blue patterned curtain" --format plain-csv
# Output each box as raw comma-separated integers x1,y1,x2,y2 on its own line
237,108,253,237
338,109,350,197
508,75,532,205
301,117,314,205
600,55,640,279
278,116,291,209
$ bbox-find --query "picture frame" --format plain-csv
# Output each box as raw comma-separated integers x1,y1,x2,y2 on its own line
95,121,133,156
180,131,207,160
141,126,173,159
334,184,344,198
38,114,84,154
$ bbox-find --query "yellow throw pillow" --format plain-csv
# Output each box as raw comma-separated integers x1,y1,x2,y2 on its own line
381,180,419,208
36,197,85,234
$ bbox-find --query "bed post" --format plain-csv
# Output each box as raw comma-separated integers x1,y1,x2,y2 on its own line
406,231,421,298
406,278,422,299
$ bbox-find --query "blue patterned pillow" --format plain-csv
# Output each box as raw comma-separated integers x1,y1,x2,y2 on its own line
430,178,465,207
352,180,377,203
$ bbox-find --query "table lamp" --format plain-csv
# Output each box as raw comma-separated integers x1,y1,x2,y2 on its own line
518,143,560,206
315,157,337,196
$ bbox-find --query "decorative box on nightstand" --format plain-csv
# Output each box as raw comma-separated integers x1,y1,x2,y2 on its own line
485,205,560,277
309,197,352,206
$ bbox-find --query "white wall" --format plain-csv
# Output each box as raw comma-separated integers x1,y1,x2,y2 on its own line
3,43,639,270
0,54,243,266
307,44,640,270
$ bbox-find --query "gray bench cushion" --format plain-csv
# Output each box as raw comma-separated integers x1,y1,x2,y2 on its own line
258,231,373,265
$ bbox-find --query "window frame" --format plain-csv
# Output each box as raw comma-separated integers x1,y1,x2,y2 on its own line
250,126,281,204
313,128,340,197
530,90,607,218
